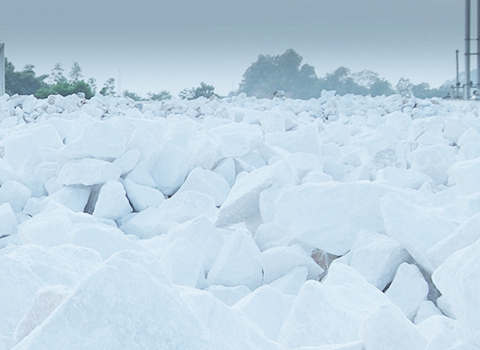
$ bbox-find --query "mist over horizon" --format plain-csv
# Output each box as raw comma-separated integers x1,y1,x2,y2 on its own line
0,0,469,96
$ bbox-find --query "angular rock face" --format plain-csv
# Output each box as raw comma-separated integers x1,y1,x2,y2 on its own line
433,239,480,348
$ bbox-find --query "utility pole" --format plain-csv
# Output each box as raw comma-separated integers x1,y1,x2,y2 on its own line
477,0,480,90
0,31,4,96
466,0,471,99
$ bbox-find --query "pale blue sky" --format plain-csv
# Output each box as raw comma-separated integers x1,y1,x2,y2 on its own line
0,0,467,96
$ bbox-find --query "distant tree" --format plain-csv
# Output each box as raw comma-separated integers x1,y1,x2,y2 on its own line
69,62,83,83
193,82,216,99
179,88,195,100
100,78,116,96
239,49,319,99
369,79,395,97
147,90,172,101
396,78,414,98
50,63,67,84
179,82,216,100
123,90,143,101
87,78,97,95
35,80,94,99
4,59,49,95
318,67,368,96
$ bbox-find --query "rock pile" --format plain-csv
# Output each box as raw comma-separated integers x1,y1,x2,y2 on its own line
0,91,479,349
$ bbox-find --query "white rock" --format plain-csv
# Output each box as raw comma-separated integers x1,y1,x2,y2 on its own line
210,122,263,158
92,181,132,221
4,124,63,176
56,158,121,186
0,159,22,186
62,121,125,160
13,285,71,344
151,141,190,196
181,288,283,350
254,222,296,251
359,304,428,350
207,228,263,290
385,263,429,320
407,144,456,184
206,285,252,306
160,238,205,287
0,203,18,238
0,181,31,213
167,216,224,273
43,185,91,213
346,230,410,290
275,182,391,255
233,285,294,341
448,157,480,195
176,167,231,206
266,125,321,157
261,244,323,284
381,193,456,273
119,207,164,239
159,190,217,225
125,159,157,187
213,157,237,187
71,223,143,260
0,244,101,335
414,300,443,325
216,160,293,227
269,266,308,296
278,263,391,348
12,252,214,350
427,213,480,267
112,149,140,175
377,166,431,190
123,179,165,212
433,239,480,347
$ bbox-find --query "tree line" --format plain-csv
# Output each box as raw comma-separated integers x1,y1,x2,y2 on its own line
4,49,450,100
238,49,450,99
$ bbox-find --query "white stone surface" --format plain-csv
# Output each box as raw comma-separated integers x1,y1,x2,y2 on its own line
207,228,263,290
176,167,231,206
92,180,132,221
274,182,391,255
433,239,480,347
385,263,429,320
345,230,409,290
381,192,456,273
56,158,121,186
61,121,125,160
359,304,428,350
278,263,391,348
0,181,31,213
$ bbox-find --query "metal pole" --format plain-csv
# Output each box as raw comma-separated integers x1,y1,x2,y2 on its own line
0,43,4,96
466,0,471,99
457,49,460,86
477,0,480,88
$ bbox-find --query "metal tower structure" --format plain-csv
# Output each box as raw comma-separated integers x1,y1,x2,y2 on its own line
465,0,480,98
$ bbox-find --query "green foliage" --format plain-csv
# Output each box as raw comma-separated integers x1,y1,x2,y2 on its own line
147,90,172,101
123,90,143,101
100,78,116,96
239,49,319,99
239,49,446,99
69,62,83,83
35,80,94,99
179,82,216,100
5,59,49,96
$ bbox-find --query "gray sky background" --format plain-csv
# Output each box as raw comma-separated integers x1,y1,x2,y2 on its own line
0,0,468,96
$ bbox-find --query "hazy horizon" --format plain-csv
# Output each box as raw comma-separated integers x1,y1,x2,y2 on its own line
0,0,470,96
